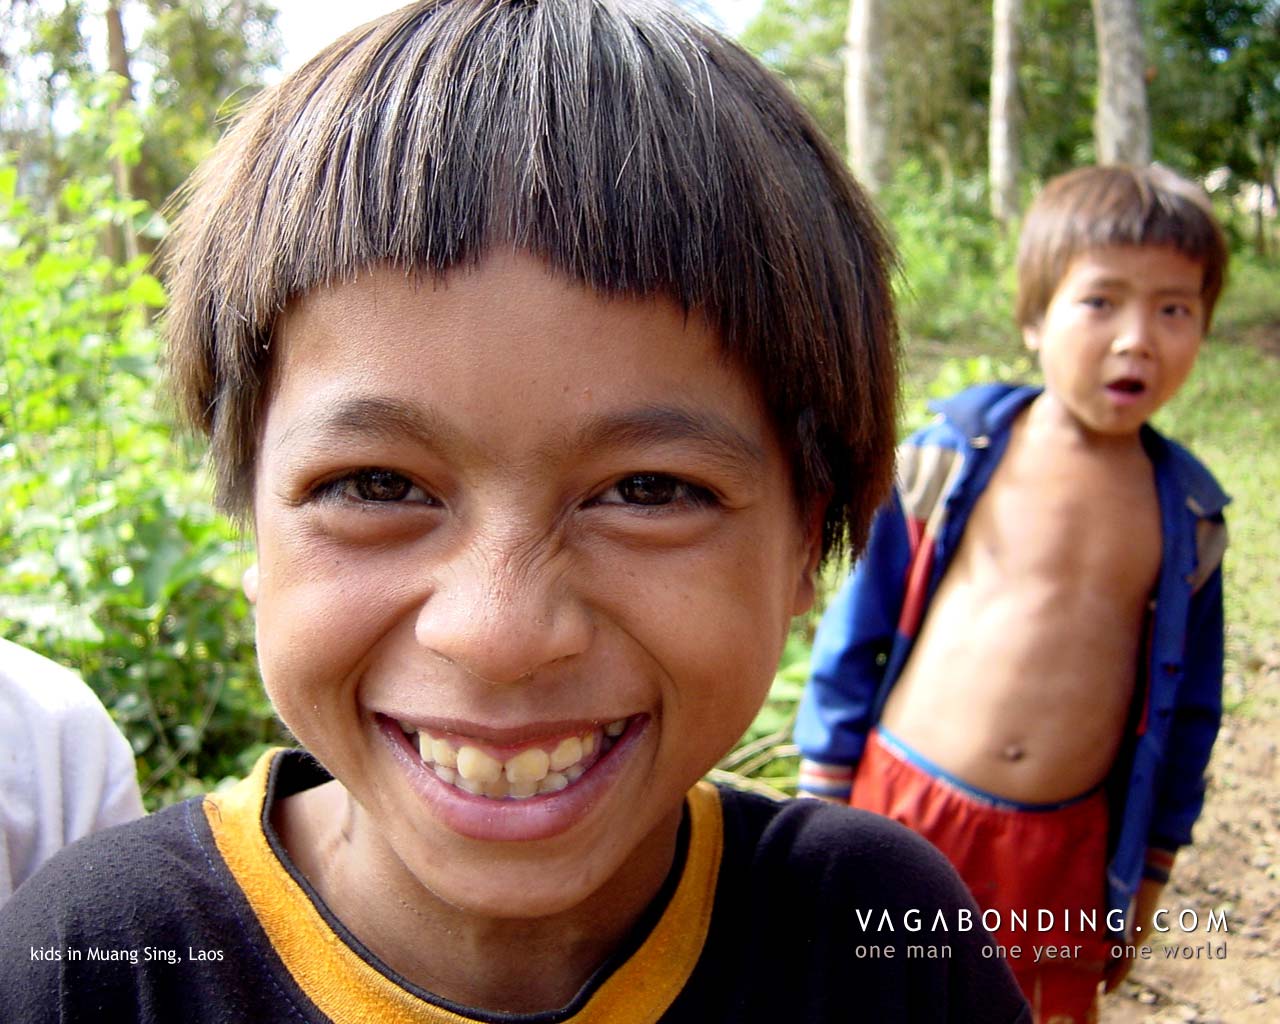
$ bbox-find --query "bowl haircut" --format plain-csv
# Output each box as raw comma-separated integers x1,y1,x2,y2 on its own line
163,0,899,562
1016,164,1229,331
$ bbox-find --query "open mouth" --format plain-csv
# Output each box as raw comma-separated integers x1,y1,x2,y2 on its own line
390,717,631,801
1106,377,1146,395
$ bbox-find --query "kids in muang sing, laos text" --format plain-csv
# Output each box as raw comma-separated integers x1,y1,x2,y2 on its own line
0,2,1030,1022
797,164,1230,1024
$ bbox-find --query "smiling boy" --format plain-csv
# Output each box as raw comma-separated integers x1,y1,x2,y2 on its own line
0,2,1029,1021
251,257,830,1000
796,165,1230,1023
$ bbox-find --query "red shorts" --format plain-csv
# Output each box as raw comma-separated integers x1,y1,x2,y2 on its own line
852,728,1111,1024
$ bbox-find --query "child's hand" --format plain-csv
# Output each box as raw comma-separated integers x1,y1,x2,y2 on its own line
1105,876,1167,992
1103,947,1135,992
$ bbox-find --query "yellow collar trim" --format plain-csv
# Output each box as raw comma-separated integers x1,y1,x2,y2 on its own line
204,750,724,1024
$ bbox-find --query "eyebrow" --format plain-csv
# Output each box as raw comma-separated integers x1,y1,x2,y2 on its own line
274,396,462,454
570,405,767,474
275,396,767,474
1078,275,1201,298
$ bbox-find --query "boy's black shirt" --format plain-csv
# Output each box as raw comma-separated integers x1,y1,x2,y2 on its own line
0,749,1029,1023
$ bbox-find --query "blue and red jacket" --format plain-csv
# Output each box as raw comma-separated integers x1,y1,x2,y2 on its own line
795,383,1229,928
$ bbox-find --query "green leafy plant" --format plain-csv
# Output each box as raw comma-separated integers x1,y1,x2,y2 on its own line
0,125,283,809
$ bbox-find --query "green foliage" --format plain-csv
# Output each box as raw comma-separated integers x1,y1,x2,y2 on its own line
739,0,1278,203
2,0,281,218
883,0,992,184
1151,249,1280,684
880,163,1020,351
740,0,846,148
0,1,285,807
1150,0,1280,188
136,1,281,208
1018,0,1098,175
740,0,993,178
0,135,282,809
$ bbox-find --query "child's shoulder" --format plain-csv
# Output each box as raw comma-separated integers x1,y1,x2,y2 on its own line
0,791,306,1021
705,785,1030,1021
715,783,979,909
912,383,1036,446
1142,426,1230,518
892,383,1036,510
1,797,216,933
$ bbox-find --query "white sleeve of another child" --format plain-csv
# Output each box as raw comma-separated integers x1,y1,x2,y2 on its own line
0,639,145,901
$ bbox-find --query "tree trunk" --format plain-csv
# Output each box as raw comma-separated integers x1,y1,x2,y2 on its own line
105,0,140,264
1091,0,1151,165
1256,144,1277,258
989,0,1022,225
845,0,888,195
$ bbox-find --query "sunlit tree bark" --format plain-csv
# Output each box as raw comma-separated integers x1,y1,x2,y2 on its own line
845,0,888,195
1091,0,1150,164
106,0,141,263
989,0,1021,224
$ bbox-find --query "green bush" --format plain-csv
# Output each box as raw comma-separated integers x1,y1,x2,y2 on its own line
881,162,1018,351
0,150,282,809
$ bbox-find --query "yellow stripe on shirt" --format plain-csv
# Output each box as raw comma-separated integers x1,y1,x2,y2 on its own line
204,749,723,1024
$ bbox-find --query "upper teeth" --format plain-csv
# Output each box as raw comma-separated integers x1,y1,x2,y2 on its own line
398,719,627,800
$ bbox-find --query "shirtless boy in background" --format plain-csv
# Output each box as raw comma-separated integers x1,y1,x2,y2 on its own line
796,164,1230,1024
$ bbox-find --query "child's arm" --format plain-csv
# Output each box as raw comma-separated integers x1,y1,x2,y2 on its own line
1144,562,1225,867
1109,529,1225,992
1104,876,1167,991
794,492,911,802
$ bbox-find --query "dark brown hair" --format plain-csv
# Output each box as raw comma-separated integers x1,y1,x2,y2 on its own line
163,0,898,559
1016,164,1229,330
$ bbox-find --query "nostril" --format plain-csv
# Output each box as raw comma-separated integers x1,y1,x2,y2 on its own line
414,591,591,686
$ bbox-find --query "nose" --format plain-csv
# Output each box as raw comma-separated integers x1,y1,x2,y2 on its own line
1111,310,1155,357
413,536,592,684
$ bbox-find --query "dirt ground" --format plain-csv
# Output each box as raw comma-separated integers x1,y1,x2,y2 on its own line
1101,648,1280,1023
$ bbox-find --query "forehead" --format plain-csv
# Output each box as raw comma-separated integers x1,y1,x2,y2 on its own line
1055,245,1205,292
265,253,780,469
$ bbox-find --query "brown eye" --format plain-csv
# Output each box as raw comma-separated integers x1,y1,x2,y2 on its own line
589,472,717,513
615,473,679,506
352,469,413,502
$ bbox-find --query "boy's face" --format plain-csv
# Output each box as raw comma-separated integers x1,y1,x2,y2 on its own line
250,253,819,921
1023,244,1205,437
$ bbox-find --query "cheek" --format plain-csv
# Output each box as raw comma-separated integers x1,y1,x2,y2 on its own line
629,538,792,723
252,532,405,729
1170,344,1201,383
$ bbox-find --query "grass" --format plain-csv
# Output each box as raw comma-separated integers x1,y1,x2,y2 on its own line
728,243,1280,791
1155,316,1280,713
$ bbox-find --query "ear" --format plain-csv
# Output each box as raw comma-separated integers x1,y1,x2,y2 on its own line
1022,323,1042,353
242,562,259,604
791,497,827,617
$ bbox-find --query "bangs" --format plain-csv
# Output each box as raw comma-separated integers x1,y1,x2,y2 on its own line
1016,165,1227,329
164,0,898,558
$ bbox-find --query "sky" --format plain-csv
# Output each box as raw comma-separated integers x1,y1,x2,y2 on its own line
274,0,763,74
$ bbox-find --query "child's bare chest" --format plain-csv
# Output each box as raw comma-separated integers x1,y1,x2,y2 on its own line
880,432,1165,801
963,438,1162,601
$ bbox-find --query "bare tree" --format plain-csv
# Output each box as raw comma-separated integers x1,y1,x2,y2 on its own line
845,0,888,195
106,0,140,263
989,0,1021,225
1091,0,1151,165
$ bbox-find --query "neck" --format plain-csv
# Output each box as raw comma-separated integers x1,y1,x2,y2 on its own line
1023,393,1146,454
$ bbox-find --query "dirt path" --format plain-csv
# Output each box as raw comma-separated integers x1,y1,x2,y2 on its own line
1101,653,1280,1023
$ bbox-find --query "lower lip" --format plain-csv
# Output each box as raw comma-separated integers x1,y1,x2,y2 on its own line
376,716,644,843
1105,385,1146,407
